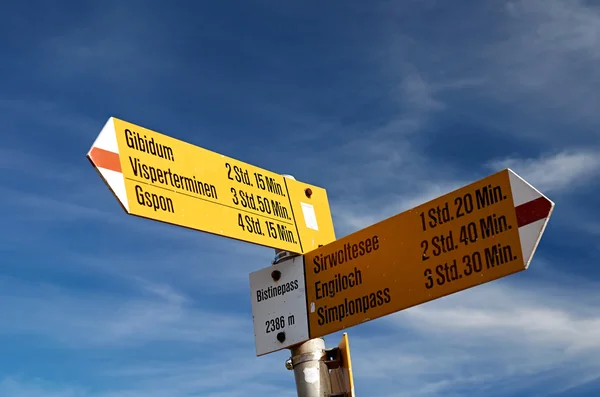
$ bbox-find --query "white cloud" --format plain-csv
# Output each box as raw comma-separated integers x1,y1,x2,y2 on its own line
0,276,253,348
8,260,598,397
376,0,600,143
343,278,600,396
481,0,600,128
0,147,82,184
99,353,297,397
0,98,101,142
488,150,600,193
32,5,180,85
331,177,468,236
0,369,296,397
0,347,297,397
0,377,84,397
0,178,274,280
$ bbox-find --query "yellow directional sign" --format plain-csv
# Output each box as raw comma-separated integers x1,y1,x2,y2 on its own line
304,169,554,338
86,117,336,253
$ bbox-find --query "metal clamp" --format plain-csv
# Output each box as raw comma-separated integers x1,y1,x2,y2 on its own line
289,350,326,368
272,250,300,265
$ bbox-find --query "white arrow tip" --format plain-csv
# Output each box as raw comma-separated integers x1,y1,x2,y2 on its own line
507,169,555,269
87,118,129,212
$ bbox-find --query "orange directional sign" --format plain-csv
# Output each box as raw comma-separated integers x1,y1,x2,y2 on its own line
86,117,336,253
303,168,554,339
250,168,554,355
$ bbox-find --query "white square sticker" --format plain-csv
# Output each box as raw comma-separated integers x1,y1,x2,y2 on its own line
301,202,319,231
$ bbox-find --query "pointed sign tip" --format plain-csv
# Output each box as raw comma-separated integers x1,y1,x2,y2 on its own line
504,168,556,271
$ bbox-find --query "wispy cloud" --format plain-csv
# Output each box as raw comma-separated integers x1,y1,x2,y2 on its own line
488,150,600,193
346,278,600,396
0,276,252,348
332,178,467,235
375,0,600,146
0,370,297,397
0,377,83,397
490,0,600,124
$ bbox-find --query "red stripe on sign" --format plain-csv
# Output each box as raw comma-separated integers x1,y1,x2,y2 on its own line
515,197,552,228
89,147,121,173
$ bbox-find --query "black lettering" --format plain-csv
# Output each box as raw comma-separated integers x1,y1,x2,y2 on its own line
256,279,302,303
134,185,174,213
126,157,218,199
369,293,377,307
226,163,234,180
317,306,325,326
125,129,136,149
204,183,217,198
383,288,391,303
372,235,379,250
313,256,322,274
484,243,516,268
424,269,433,289
311,236,380,274
141,164,149,179
313,287,393,326
129,156,138,175
479,214,509,239
455,193,474,218
435,264,446,286
124,128,174,161
314,267,363,300
475,184,506,209
421,240,429,261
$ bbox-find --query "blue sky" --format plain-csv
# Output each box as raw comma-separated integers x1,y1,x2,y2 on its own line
1,0,600,396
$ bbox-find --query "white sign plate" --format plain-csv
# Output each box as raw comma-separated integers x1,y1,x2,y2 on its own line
249,256,309,356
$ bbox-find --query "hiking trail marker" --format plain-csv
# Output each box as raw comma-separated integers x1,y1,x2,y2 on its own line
86,117,556,396
249,168,554,355
86,117,336,254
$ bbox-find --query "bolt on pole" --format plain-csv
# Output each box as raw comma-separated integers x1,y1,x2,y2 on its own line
272,175,333,397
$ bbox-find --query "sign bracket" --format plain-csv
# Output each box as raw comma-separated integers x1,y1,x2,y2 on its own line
323,347,342,370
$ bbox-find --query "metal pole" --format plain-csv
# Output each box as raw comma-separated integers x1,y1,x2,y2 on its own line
288,338,332,397
274,175,333,397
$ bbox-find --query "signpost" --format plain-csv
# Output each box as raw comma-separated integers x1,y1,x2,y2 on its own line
87,117,556,397
250,168,554,354
86,117,336,254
